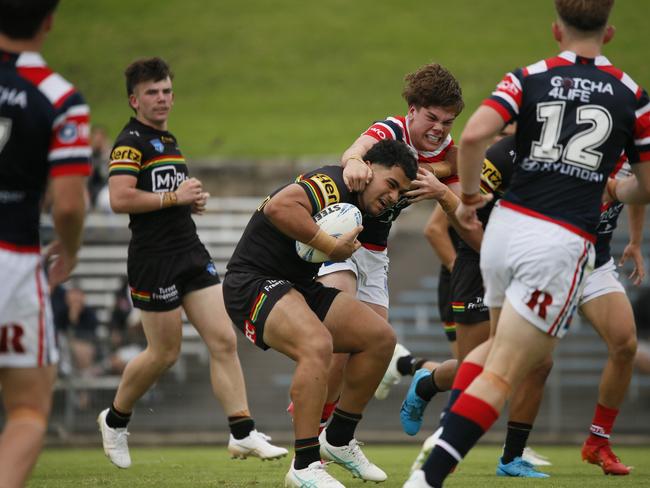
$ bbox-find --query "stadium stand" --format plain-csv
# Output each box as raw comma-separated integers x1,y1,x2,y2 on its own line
40,199,650,439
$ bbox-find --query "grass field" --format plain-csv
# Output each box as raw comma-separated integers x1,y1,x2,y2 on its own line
30,444,650,487
43,0,650,159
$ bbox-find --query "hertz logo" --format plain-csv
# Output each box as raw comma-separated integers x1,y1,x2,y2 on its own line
481,159,502,192
310,173,340,206
111,146,142,164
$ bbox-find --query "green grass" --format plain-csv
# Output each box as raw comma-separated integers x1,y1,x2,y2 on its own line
30,444,650,487
43,0,650,159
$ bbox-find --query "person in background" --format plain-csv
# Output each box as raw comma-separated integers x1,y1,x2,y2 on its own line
0,0,90,485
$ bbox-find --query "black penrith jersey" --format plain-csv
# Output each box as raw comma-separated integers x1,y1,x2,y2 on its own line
108,118,198,255
227,166,357,283
0,50,91,250
485,50,650,240
456,135,516,258
594,153,631,267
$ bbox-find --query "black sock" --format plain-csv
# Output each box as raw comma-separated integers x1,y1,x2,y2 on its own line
294,437,320,470
326,408,362,447
502,422,532,463
106,404,131,428
439,388,462,425
397,356,428,376
397,355,414,375
415,369,441,401
228,415,255,440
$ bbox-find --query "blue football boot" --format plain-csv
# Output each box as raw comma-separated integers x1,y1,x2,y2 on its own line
496,456,550,478
400,368,433,436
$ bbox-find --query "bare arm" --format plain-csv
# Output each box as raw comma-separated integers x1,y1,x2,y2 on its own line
420,145,458,179
108,175,203,214
612,163,650,204
47,175,87,286
424,205,456,271
264,184,361,261
620,204,646,285
409,169,484,252
455,106,502,230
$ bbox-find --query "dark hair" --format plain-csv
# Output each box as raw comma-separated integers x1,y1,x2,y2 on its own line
363,139,418,180
555,0,614,32
124,57,173,96
0,0,59,39
402,63,464,116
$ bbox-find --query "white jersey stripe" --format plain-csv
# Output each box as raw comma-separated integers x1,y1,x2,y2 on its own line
636,102,650,118
435,438,462,462
620,73,639,96
38,73,73,106
15,51,46,68
635,136,650,146
559,51,576,63
526,60,547,75
48,147,92,161
52,104,91,128
595,55,612,66
493,91,519,114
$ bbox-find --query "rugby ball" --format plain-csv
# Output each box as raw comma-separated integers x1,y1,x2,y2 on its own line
296,203,363,263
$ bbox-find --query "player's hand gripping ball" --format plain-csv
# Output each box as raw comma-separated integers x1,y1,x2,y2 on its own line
296,203,363,263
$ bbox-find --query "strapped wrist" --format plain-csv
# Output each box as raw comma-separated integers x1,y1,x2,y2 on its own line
160,191,178,208
439,189,459,214
306,229,337,256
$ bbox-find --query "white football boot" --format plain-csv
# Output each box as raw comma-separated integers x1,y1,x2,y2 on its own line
375,343,410,400
319,429,387,482
409,427,441,474
403,470,434,487
97,408,131,468
228,429,289,460
284,460,345,487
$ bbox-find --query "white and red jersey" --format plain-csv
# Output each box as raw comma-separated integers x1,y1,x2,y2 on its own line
484,50,650,241
359,115,456,249
0,50,91,252
364,114,457,184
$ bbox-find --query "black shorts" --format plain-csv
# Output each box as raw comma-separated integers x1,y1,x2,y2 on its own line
222,271,340,350
450,256,489,325
437,266,456,342
127,243,220,312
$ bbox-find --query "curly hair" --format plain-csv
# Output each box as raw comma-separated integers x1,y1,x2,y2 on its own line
402,63,464,116
555,0,614,32
363,139,418,180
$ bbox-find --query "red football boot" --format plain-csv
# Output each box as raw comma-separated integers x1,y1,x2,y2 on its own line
581,440,631,475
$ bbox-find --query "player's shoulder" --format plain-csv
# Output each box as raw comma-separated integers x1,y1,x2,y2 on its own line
14,52,84,110
364,115,406,141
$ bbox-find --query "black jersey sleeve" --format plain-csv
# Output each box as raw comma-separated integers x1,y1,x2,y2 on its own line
108,132,144,178
295,165,352,215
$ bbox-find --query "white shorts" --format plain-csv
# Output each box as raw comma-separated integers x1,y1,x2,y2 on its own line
481,204,595,338
317,246,389,308
579,258,626,306
0,249,58,367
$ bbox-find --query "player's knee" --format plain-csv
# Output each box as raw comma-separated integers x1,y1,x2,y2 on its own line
299,331,334,370
531,356,553,384
7,405,48,431
610,333,637,363
207,324,238,356
149,344,181,369
370,322,396,358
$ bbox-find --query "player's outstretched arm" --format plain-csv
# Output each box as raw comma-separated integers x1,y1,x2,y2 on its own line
423,204,456,271
613,164,650,204
48,175,87,286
